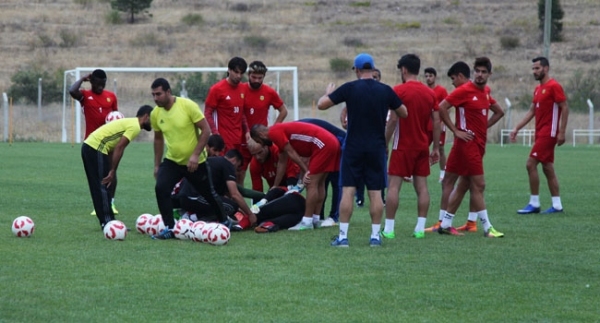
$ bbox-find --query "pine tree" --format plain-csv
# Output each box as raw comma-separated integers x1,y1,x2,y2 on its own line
111,0,153,24
538,0,564,42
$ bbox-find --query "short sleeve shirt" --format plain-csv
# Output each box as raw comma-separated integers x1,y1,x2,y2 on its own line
532,79,567,138
392,81,438,150
205,79,246,146
80,89,118,139
84,118,141,154
244,83,284,128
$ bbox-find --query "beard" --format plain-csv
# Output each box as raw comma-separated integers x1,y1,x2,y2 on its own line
142,122,152,131
249,81,262,90
262,138,273,146
534,71,545,81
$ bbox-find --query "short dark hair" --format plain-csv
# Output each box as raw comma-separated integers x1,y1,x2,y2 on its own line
532,56,549,67
208,134,225,151
373,68,382,79
248,61,268,74
92,69,107,79
474,56,492,73
136,105,153,117
397,54,420,75
447,61,470,79
424,67,437,76
151,78,171,91
228,57,248,73
225,148,243,163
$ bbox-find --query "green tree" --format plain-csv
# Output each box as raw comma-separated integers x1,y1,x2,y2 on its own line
110,0,153,24
8,67,63,104
173,72,224,103
538,0,564,42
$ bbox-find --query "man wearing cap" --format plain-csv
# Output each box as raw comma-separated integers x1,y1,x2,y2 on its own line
70,69,121,215
81,105,153,231
317,53,407,247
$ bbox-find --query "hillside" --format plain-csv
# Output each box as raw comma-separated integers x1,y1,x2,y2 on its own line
0,0,598,141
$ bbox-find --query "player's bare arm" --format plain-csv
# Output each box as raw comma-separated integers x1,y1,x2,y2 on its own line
486,102,505,129
394,104,408,119
226,180,257,225
188,119,212,173
510,103,536,142
317,83,337,110
439,100,473,142
274,104,288,123
102,137,131,187
68,73,92,101
203,104,219,134
430,110,441,165
153,131,164,178
557,101,569,146
385,112,398,147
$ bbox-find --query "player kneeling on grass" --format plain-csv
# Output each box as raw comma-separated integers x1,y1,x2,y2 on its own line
82,105,153,230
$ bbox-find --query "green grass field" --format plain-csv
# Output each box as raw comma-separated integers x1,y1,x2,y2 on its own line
1,142,599,322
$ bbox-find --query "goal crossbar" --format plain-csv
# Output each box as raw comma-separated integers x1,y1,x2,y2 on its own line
62,66,299,143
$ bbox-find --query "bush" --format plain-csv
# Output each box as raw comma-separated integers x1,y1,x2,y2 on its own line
500,36,520,49
59,29,79,48
244,35,270,51
565,69,600,112
329,57,352,74
105,10,123,24
342,37,364,48
350,1,370,7
8,67,63,104
181,13,204,26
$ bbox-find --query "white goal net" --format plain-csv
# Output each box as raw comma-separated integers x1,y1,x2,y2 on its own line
62,66,299,143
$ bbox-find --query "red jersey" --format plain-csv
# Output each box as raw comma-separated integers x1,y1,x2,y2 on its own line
268,122,337,157
392,81,438,150
244,83,284,128
429,85,449,132
532,79,567,138
249,145,300,191
444,82,496,148
205,79,246,146
79,89,118,139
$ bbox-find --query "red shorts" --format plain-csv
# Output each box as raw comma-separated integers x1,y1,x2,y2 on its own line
530,136,557,163
445,140,485,176
307,142,340,174
388,149,430,177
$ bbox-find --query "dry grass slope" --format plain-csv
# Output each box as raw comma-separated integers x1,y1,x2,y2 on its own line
0,0,599,141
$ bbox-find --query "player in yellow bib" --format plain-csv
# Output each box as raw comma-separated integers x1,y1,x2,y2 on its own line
82,105,153,230
150,78,226,240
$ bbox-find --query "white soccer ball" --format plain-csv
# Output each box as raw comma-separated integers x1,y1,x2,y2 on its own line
200,222,219,243
103,220,127,240
12,216,35,237
135,213,153,234
191,221,207,242
173,219,193,240
105,111,124,123
146,214,166,236
207,223,231,246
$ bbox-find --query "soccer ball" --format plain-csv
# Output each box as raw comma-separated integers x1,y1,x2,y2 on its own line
207,223,231,246
146,214,165,236
105,111,124,123
191,221,207,242
103,220,127,240
12,216,35,237
135,213,153,234
200,222,219,243
173,219,193,240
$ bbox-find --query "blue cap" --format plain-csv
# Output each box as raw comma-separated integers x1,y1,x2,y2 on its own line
353,53,375,70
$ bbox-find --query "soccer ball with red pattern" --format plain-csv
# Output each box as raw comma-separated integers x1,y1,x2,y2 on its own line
207,223,231,246
191,221,207,242
135,213,153,234
103,220,127,240
105,111,124,123
200,222,219,243
146,214,165,236
12,216,35,237
173,219,193,240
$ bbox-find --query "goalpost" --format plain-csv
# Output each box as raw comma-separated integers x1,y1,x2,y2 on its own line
62,67,299,143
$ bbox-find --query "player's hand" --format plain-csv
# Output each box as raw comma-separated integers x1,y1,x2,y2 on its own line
455,130,474,142
187,155,199,172
303,171,311,185
509,130,518,142
557,132,566,146
248,213,257,226
154,166,160,179
429,150,440,165
101,171,115,187
325,82,336,95
83,73,92,82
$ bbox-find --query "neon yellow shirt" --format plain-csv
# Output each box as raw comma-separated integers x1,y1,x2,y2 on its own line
84,118,141,154
151,97,208,165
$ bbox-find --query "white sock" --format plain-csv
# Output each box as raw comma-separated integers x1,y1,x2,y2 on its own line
477,210,492,231
551,196,563,210
384,219,395,233
529,195,540,208
301,217,313,226
414,217,426,232
111,198,115,204
190,213,198,222
371,224,381,239
440,170,445,178
468,212,478,222
312,214,320,224
439,209,446,221
339,222,349,240
441,212,454,228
